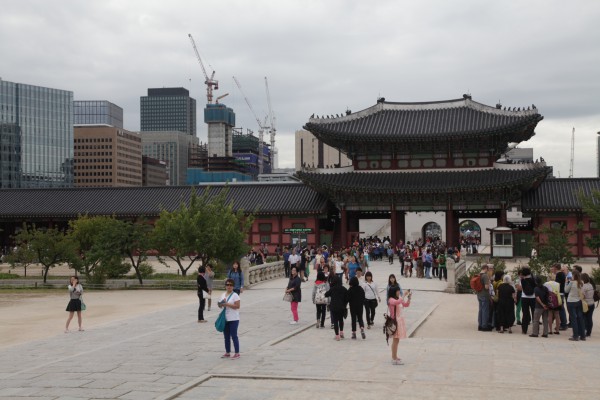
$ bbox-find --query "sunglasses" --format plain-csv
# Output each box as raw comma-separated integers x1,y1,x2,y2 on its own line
225,283,233,286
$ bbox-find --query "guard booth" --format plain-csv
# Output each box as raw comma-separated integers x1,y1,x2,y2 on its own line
487,226,514,258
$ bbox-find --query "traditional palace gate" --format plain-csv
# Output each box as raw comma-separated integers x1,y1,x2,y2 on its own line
299,95,551,248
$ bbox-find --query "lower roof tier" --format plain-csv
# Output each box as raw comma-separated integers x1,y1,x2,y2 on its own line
297,167,552,195
522,178,600,212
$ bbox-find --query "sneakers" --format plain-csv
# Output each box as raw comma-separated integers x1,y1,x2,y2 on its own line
340,331,344,339
221,353,231,358
351,333,357,340
316,321,320,329
392,359,404,365
231,353,240,360
361,330,366,339
335,335,340,341
290,321,298,325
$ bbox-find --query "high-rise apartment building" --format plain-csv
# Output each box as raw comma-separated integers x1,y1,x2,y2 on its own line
74,126,142,187
140,88,196,136
140,131,198,185
0,79,73,188
74,100,123,128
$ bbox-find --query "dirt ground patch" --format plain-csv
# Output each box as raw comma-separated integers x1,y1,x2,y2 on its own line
0,289,202,349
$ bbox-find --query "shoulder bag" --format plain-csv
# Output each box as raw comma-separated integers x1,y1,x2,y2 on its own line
579,287,589,313
215,293,234,332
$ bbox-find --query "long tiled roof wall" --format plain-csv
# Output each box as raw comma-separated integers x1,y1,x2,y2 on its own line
297,167,552,194
0,183,329,218
521,178,600,212
304,97,542,140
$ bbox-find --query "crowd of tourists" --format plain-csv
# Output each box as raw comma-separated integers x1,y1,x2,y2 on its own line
474,263,597,341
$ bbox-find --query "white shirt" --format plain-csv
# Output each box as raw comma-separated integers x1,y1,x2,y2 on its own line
219,292,240,321
288,254,301,265
362,281,379,300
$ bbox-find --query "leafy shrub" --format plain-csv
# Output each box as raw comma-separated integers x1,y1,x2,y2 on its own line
591,267,600,285
0,272,20,279
138,263,155,278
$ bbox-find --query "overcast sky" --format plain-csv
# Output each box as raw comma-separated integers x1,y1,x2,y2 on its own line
1,0,599,176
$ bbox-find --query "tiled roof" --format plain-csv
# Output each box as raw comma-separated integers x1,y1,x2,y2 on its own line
0,183,329,219
297,167,552,194
521,178,600,212
304,97,542,142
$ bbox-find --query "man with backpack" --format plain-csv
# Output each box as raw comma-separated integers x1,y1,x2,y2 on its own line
473,264,492,331
437,251,447,281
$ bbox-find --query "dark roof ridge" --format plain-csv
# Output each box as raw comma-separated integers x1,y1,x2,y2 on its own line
308,96,539,125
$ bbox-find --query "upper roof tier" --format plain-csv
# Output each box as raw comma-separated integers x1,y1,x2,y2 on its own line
304,95,543,144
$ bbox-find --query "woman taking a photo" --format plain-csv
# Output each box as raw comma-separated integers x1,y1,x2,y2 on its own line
286,266,302,324
65,276,84,333
388,287,411,365
219,278,241,359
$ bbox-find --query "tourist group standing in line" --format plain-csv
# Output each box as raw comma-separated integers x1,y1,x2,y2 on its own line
474,262,596,342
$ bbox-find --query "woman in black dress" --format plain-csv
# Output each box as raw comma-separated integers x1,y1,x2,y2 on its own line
496,275,516,333
65,276,84,333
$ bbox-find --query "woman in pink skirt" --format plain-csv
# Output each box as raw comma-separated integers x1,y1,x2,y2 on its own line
387,287,411,365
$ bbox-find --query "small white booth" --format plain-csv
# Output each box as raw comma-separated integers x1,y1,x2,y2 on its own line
487,226,514,258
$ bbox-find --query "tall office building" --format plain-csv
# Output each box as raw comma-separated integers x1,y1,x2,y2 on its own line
74,126,142,187
74,100,123,128
140,131,198,185
140,88,196,136
295,129,351,171
0,79,73,188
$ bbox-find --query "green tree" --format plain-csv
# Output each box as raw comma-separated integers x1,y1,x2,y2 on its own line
11,225,77,283
69,215,130,283
109,218,154,284
529,225,575,277
4,243,36,277
579,189,600,265
152,187,253,276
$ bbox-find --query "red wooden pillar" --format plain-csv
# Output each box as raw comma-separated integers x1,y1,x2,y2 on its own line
390,206,398,245
498,208,507,227
577,213,584,258
278,215,283,248
314,216,321,248
340,206,347,248
398,211,406,244
445,209,454,248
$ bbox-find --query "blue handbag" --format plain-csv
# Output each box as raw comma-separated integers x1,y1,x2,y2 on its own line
214,293,234,332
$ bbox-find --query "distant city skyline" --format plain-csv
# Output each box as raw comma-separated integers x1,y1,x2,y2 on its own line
1,1,599,176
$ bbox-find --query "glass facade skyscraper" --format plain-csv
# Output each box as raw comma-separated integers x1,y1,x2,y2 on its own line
0,79,73,188
74,100,123,128
140,87,196,136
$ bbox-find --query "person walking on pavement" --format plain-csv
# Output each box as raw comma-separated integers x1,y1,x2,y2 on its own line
312,271,330,328
219,278,241,360
197,267,208,323
347,277,366,340
362,271,381,329
325,276,348,341
286,266,302,324
204,264,215,311
388,287,411,365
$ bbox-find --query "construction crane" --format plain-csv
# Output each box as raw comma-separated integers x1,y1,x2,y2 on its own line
265,77,277,170
188,33,218,104
232,76,268,174
569,127,575,178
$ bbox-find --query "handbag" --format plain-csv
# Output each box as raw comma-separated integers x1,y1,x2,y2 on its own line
202,290,211,300
80,297,86,311
283,292,293,302
215,293,234,332
579,288,589,313
383,300,398,344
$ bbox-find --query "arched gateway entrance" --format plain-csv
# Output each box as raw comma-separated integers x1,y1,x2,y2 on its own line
298,95,551,248
422,222,442,242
